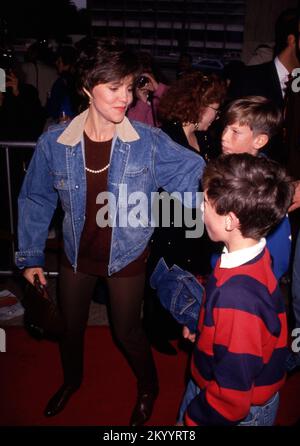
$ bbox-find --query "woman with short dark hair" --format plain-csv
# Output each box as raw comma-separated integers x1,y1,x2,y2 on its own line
16,38,206,425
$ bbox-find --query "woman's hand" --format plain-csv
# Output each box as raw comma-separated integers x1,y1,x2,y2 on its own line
135,72,159,103
289,181,300,212
23,267,47,286
182,326,196,343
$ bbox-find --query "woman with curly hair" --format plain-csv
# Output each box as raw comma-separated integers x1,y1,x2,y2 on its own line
144,71,226,354
158,71,226,160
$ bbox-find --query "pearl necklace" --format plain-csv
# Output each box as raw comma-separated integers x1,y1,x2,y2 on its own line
85,163,110,174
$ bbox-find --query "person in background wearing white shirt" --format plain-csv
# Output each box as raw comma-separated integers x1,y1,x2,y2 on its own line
229,8,300,163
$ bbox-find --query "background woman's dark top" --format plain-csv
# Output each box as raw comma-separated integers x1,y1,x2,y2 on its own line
148,120,216,276
144,121,217,352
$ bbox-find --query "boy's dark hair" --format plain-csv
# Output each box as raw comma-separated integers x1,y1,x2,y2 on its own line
202,153,294,240
224,96,282,139
75,37,141,93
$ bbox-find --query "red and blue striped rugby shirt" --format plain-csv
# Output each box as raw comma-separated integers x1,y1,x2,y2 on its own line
185,244,288,426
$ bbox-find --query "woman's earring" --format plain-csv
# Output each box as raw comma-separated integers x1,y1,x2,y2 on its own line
83,87,93,104
194,122,199,130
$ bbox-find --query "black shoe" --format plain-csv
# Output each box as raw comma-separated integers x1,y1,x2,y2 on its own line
44,384,80,417
129,389,159,426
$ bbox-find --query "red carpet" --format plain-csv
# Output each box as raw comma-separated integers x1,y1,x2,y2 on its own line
0,326,299,426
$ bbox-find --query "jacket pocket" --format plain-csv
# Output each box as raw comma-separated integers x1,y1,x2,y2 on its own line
53,174,75,212
123,166,149,194
120,168,150,228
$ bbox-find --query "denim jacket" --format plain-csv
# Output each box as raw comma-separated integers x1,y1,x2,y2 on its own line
150,257,204,332
15,109,205,275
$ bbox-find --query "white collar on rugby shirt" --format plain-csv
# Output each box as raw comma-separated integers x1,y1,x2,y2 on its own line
220,238,266,269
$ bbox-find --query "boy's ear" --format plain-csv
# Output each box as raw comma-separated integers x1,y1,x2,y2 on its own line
253,133,269,150
225,212,240,231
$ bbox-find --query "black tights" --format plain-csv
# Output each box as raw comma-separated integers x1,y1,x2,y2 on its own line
58,262,158,392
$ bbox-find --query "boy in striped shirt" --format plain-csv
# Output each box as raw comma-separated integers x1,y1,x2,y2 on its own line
185,154,293,426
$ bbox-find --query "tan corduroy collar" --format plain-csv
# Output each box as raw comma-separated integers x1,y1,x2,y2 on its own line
57,108,140,146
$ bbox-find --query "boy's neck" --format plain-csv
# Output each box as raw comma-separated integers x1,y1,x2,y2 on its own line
220,237,266,269
224,233,259,253
248,147,260,156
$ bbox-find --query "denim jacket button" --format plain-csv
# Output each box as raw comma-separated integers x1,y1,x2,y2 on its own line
75,185,79,189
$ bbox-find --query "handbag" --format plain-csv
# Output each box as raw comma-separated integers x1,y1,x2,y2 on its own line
22,274,65,339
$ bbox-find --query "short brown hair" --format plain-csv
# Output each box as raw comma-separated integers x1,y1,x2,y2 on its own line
158,71,226,124
274,8,300,56
202,153,293,240
224,96,282,138
75,37,141,93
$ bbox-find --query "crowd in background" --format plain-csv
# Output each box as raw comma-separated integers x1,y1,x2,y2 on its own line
1,5,300,426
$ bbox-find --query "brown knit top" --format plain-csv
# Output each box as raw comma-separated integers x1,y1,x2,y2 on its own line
74,132,148,277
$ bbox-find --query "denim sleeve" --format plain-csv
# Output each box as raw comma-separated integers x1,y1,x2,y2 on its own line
149,257,169,289
152,129,206,208
150,258,203,332
15,135,58,269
